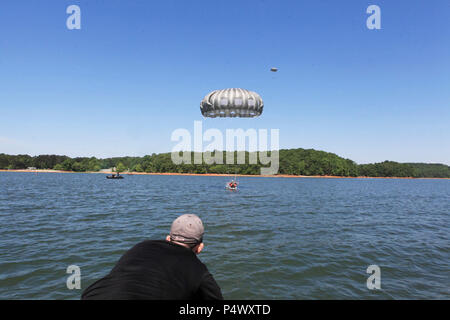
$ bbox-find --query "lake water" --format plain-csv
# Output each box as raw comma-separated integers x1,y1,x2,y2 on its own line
0,172,449,299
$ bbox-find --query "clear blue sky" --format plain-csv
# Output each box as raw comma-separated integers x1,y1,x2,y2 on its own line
0,0,449,164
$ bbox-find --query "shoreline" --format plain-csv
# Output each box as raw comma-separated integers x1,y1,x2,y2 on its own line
1,169,449,180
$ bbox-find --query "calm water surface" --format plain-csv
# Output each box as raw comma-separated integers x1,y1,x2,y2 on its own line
0,172,449,299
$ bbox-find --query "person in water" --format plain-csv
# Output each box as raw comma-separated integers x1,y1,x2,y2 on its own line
81,214,223,300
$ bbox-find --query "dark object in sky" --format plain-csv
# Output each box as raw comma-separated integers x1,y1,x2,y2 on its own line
200,88,263,118
270,67,278,72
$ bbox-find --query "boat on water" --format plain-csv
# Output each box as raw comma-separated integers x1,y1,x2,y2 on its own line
106,173,124,179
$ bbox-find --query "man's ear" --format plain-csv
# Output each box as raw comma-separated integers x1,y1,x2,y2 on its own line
166,235,171,242
194,242,204,255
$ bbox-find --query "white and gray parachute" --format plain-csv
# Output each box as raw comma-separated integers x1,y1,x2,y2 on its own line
200,88,263,118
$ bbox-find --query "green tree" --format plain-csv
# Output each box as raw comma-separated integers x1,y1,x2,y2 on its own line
61,159,73,171
53,164,64,171
116,162,127,173
71,162,82,172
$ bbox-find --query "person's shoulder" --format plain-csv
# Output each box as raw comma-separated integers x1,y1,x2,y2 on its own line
125,239,167,252
129,239,153,246
191,254,209,273
135,240,193,252
139,239,166,246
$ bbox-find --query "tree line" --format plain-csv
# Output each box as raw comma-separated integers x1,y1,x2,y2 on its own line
0,149,449,178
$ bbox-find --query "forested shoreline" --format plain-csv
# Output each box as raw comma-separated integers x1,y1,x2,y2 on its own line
0,149,449,178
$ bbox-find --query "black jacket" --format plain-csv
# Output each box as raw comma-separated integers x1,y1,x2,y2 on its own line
81,240,223,300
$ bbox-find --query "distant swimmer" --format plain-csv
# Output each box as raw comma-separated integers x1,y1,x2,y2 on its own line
81,214,223,300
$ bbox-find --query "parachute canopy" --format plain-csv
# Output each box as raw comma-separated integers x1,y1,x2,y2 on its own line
270,67,278,72
200,88,263,118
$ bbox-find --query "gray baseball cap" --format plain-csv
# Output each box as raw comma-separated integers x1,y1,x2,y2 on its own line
170,214,204,245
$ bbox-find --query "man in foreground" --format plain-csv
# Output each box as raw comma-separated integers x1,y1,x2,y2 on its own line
81,214,223,300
